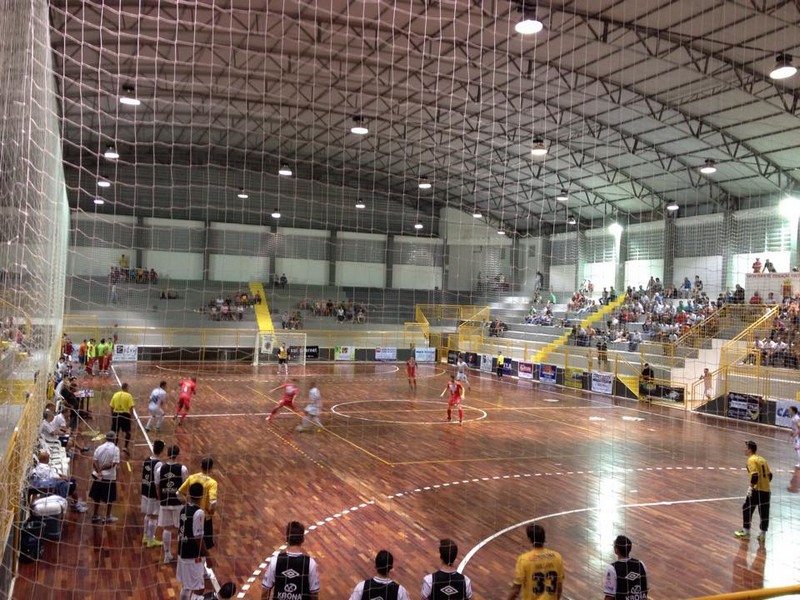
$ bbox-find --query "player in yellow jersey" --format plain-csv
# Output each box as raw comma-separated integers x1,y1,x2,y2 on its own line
507,524,564,600
734,440,772,542
277,343,289,376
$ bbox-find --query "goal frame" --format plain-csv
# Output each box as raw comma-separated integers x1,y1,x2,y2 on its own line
254,331,307,367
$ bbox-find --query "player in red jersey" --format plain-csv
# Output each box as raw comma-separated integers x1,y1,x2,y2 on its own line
406,356,417,391
174,377,197,426
440,375,466,425
266,379,301,423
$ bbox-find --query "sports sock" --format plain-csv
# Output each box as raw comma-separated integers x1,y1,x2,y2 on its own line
458,407,463,422
446,408,451,420
145,516,157,540
163,529,172,556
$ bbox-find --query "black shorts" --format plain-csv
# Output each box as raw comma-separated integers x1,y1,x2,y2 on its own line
89,479,117,503
203,518,215,550
111,412,131,433
278,358,287,365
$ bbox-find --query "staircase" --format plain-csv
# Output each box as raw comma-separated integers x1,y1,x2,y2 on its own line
249,282,274,332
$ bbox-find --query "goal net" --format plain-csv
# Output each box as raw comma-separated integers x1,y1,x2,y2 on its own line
254,331,308,367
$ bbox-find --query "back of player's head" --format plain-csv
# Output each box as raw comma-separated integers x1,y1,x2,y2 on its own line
613,535,632,557
201,456,214,472
527,524,546,547
746,440,758,454
375,549,393,576
450,374,455,380
218,582,237,599
152,439,165,455
159,380,167,388
791,406,799,415
188,482,204,500
286,521,305,545
120,382,129,391
439,538,458,566
167,444,180,459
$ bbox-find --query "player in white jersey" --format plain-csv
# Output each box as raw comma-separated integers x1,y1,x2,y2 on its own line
789,406,800,468
145,380,168,432
297,382,323,432
455,356,471,390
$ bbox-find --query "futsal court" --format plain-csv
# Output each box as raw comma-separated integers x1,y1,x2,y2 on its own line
12,359,800,600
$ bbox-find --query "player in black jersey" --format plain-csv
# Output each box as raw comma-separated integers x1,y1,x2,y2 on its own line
421,539,473,600
603,535,648,600
177,483,207,600
261,521,320,600
348,550,410,600
140,439,165,548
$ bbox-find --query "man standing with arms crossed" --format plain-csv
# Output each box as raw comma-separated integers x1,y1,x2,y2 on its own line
735,440,773,541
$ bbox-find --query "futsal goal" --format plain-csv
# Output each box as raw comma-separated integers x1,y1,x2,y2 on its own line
254,331,308,367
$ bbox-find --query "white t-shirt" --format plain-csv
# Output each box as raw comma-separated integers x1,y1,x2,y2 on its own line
150,387,167,407
92,441,120,480
53,413,68,431
32,462,60,480
456,360,467,374
349,577,409,600
261,551,320,593
41,419,58,441
791,413,800,438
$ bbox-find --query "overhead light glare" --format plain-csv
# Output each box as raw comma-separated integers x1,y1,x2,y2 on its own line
567,216,577,225
472,211,482,218
278,164,293,176
97,177,111,188
104,145,119,160
271,209,281,219
119,85,140,106
418,176,432,190
414,222,424,230
497,230,506,235
355,201,366,209
556,189,569,202
699,159,717,174
609,222,623,236
666,201,679,212
770,54,797,80
530,140,548,157
93,197,105,205
237,188,249,199
350,116,369,135
779,195,800,222
514,9,544,35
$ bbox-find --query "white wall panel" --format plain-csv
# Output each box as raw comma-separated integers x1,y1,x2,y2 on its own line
67,247,122,277
209,254,270,282
624,259,664,290
275,258,327,285
392,265,442,289
336,261,385,287
673,256,723,297
549,265,576,299
143,250,203,280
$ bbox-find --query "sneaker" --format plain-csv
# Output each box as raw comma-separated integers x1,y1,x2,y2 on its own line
144,427,151,432
163,554,175,564
104,516,119,523
757,532,766,542
71,501,88,513
734,530,750,539
458,421,463,426
147,538,164,548
142,535,149,545
91,515,105,523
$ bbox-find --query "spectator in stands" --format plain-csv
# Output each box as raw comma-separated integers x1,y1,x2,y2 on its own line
254,291,262,305
356,309,366,324
30,449,88,512
119,254,129,270
641,363,654,387
280,273,288,288
765,292,777,305
281,311,289,329
752,257,763,273
149,268,158,284
694,275,704,292
534,270,544,292
749,291,763,305
763,258,776,273
681,277,692,298
733,284,746,304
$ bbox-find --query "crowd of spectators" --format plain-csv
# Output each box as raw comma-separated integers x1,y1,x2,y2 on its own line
200,292,258,321
109,265,159,285
1,316,27,350
298,298,368,324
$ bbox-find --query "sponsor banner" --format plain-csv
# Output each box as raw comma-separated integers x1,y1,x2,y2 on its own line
112,344,137,362
499,358,512,375
539,364,557,384
334,346,355,361
288,346,303,360
727,392,763,422
447,350,459,365
564,367,584,389
465,352,480,369
518,362,534,380
774,398,800,428
480,354,494,373
591,371,614,395
375,347,397,361
305,346,319,359
415,347,436,363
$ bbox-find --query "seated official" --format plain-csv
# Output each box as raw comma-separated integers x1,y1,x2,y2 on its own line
30,450,87,512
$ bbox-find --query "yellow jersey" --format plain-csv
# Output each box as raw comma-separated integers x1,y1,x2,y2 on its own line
109,390,135,413
178,472,218,518
747,454,771,492
512,547,564,600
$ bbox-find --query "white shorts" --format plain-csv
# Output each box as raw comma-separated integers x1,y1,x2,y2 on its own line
158,505,182,528
149,403,164,418
176,557,205,590
455,372,468,382
140,496,160,515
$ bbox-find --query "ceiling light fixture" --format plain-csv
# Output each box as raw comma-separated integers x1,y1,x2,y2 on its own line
769,54,797,80
472,210,482,218
414,222,424,230
609,222,623,236
93,197,105,205
497,230,506,235
355,201,366,209
237,188,249,199
699,159,717,174
350,116,369,135
556,189,569,202
567,216,577,225
514,4,544,35
666,201,679,212
278,164,293,176
530,140,548,157
97,177,111,188
271,209,281,219
119,85,140,106
104,145,119,160
418,176,432,190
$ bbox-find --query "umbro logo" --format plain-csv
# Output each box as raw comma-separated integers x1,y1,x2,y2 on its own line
624,573,641,581
440,586,459,596
281,569,300,578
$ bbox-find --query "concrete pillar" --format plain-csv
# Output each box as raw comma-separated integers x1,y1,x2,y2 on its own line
615,228,627,292
268,224,278,285
385,234,394,289
202,220,211,282
539,236,552,293
721,210,735,291
575,230,586,291
329,231,338,286
134,216,144,272
663,216,676,288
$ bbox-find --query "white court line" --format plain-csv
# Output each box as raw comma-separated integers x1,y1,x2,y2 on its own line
330,399,488,425
457,495,740,572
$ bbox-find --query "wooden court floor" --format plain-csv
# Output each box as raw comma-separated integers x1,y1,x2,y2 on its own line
13,361,800,600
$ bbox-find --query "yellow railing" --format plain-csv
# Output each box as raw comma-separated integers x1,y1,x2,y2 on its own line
405,305,490,358
249,282,274,332
720,305,779,368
